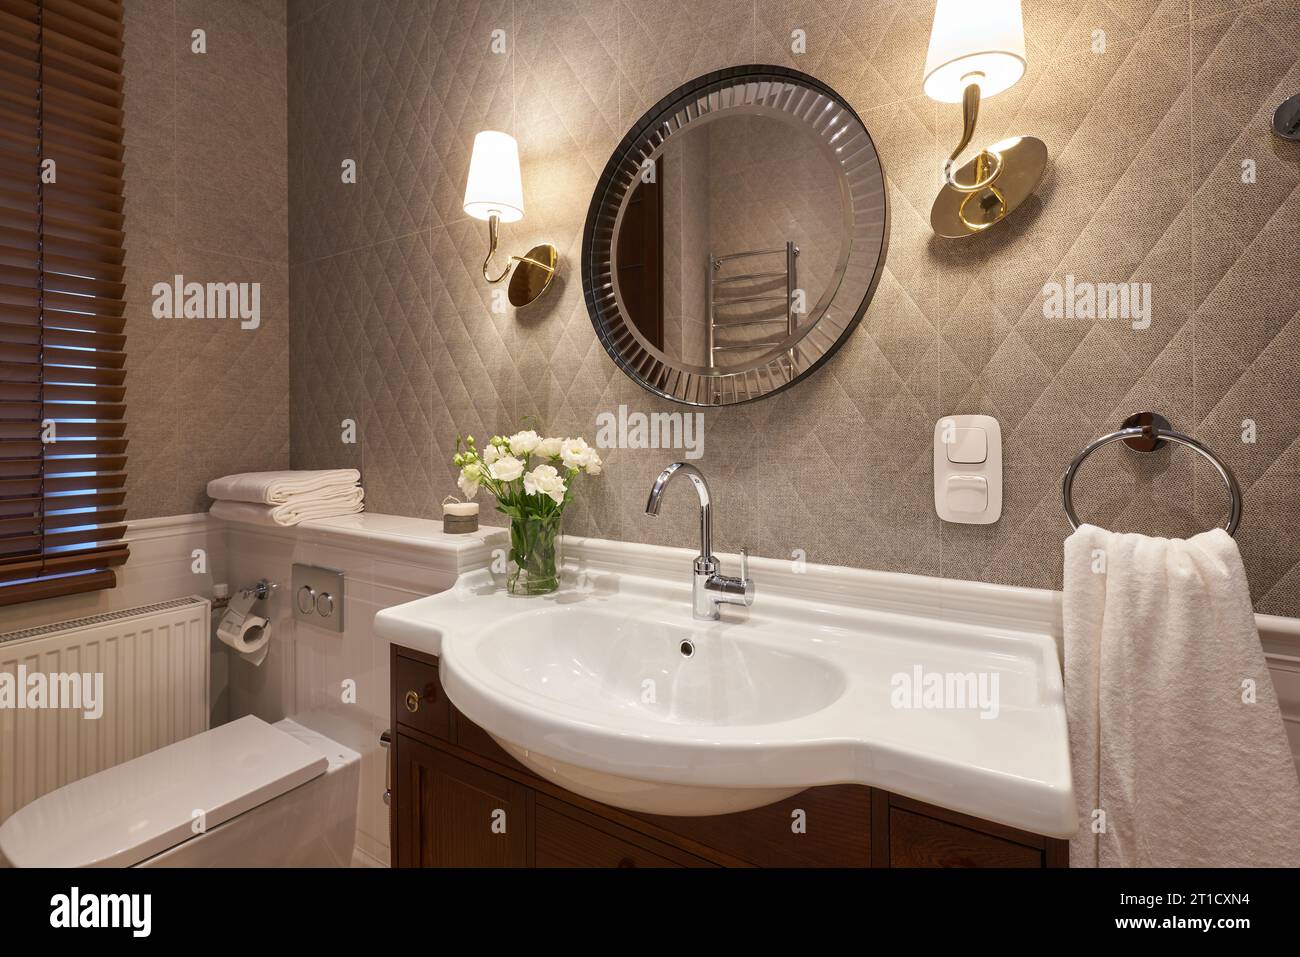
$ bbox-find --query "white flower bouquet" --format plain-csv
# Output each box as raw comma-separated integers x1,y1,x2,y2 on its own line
453,429,602,594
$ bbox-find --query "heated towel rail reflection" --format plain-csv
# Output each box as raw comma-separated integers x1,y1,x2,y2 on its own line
706,242,799,375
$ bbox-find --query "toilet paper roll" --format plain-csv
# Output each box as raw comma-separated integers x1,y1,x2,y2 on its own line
216,606,272,666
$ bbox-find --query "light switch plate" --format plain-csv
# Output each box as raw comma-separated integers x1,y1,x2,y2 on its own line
292,563,345,633
934,415,1002,524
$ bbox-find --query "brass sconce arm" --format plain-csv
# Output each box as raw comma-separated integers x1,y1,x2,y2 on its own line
943,80,1003,193
481,213,558,285
930,74,1046,239
482,213,513,283
477,212,560,307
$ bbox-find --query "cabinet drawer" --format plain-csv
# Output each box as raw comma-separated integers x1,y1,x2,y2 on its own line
393,653,450,741
536,799,709,868
889,808,1043,867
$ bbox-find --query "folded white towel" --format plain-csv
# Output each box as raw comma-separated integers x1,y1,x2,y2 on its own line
1064,524,1300,867
207,469,361,505
210,487,364,527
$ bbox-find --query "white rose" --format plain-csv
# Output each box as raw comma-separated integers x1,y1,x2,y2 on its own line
560,437,595,470
508,429,541,456
584,447,603,475
535,436,563,460
482,444,500,465
523,464,567,504
488,455,524,482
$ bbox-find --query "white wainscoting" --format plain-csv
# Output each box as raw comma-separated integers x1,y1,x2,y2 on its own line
221,514,502,866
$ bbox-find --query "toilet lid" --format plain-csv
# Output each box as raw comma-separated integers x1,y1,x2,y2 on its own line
0,715,329,867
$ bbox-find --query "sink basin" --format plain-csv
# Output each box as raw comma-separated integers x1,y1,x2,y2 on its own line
375,549,1076,833
452,605,848,814
474,606,847,727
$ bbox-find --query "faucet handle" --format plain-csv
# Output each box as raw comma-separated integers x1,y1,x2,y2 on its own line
739,546,749,581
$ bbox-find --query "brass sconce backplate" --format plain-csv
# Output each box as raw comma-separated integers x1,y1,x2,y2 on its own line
930,135,1048,238
507,242,559,307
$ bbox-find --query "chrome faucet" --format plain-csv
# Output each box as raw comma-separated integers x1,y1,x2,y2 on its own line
645,463,754,620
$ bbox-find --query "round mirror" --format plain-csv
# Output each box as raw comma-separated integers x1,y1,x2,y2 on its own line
582,66,889,406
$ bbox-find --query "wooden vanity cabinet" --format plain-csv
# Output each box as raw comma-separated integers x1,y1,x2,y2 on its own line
394,736,533,867
390,646,1067,868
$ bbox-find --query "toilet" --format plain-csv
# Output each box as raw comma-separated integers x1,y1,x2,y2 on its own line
0,715,360,867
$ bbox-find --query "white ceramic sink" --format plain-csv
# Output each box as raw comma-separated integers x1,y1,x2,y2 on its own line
376,542,1076,835
474,605,846,726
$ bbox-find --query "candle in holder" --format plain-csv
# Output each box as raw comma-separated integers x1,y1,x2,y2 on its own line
442,498,479,534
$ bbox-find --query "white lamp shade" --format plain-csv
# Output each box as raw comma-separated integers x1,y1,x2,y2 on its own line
463,130,525,223
923,0,1026,103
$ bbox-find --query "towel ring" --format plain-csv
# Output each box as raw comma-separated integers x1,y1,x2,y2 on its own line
1062,412,1242,537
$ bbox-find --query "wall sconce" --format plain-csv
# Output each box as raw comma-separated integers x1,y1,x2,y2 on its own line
923,0,1047,238
1273,92,1300,141
463,130,558,307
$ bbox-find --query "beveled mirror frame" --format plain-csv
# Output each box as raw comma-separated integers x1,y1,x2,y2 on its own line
582,65,889,407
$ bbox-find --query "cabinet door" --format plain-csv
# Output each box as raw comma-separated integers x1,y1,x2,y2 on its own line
394,735,533,867
889,808,1043,867
635,785,871,867
535,798,713,868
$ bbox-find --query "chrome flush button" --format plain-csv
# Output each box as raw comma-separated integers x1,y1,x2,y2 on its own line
292,563,345,633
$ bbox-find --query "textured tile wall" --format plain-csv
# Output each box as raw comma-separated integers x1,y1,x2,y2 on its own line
287,0,1300,615
123,0,290,519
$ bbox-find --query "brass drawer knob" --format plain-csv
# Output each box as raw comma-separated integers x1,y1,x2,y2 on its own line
404,690,421,713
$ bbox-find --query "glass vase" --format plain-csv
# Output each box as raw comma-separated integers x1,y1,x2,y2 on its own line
507,513,563,596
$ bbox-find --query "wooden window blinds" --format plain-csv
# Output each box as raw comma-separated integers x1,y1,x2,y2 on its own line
0,0,128,608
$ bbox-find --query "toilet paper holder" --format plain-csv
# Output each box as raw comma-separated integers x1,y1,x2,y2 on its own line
238,579,279,603
216,578,278,667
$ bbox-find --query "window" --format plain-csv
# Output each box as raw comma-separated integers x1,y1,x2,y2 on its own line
0,0,127,607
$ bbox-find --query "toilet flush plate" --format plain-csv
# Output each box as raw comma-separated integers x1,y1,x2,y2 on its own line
934,415,1002,524
292,563,345,633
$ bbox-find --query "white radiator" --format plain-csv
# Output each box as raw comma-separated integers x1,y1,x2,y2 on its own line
0,596,210,823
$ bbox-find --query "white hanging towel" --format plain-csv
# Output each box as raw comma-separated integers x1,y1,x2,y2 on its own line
1064,524,1300,867
206,469,361,505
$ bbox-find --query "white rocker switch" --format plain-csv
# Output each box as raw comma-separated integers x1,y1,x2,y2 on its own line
934,415,1002,524
946,427,987,464
946,475,988,513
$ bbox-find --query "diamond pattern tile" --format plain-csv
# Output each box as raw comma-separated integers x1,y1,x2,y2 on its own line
123,0,291,520
359,0,438,242
283,0,1300,616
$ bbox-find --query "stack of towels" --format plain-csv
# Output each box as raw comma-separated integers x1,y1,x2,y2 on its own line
207,469,365,527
